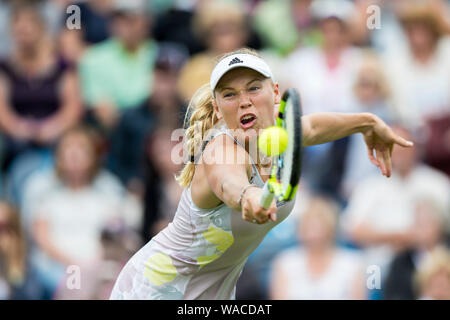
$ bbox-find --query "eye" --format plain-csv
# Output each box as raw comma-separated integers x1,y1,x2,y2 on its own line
249,86,260,91
223,92,235,98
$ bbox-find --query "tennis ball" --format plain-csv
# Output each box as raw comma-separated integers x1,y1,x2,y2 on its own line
258,126,288,156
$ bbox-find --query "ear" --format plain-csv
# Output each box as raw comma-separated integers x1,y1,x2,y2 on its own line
212,98,223,120
273,83,281,105
273,83,281,118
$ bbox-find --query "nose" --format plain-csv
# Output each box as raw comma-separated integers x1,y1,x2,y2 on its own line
238,91,252,108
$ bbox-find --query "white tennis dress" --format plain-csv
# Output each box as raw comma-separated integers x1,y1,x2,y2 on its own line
110,127,296,300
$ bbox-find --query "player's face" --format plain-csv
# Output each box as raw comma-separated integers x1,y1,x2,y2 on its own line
213,68,280,135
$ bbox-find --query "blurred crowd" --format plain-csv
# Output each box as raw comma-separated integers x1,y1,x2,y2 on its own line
0,0,449,300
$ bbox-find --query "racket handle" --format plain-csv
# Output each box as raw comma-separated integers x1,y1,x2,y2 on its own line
260,181,275,209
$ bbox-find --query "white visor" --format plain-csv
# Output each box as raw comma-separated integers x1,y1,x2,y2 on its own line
210,53,274,94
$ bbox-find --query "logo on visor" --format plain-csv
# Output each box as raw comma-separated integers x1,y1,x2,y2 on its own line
229,57,243,66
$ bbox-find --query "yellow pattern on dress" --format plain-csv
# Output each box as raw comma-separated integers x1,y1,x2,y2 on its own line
144,253,178,286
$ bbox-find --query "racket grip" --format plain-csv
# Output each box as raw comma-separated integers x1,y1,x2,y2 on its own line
259,181,274,209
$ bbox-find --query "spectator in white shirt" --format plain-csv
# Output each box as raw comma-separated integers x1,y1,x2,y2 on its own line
30,126,134,297
270,195,366,300
383,4,450,128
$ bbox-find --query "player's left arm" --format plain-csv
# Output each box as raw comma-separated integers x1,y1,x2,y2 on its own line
301,112,414,177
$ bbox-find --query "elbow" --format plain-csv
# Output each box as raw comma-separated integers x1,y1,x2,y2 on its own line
301,116,315,147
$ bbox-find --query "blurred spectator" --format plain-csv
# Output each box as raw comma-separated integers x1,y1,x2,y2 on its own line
53,219,141,299
282,0,363,203
384,4,450,128
341,52,397,199
283,0,363,114
177,0,250,102
341,125,450,292
21,127,141,233
142,126,183,241
72,0,114,45
252,0,315,55
107,43,187,196
0,201,47,299
0,2,82,173
152,0,205,56
0,0,67,59
79,0,158,130
58,0,115,64
270,195,366,300
30,126,137,296
423,112,450,177
384,196,450,299
414,246,450,300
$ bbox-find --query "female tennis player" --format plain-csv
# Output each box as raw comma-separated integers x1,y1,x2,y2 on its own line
110,48,413,300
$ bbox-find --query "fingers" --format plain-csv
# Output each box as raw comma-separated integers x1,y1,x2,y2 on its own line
241,197,277,224
269,201,277,222
375,148,386,176
373,145,393,177
367,145,380,168
393,134,414,148
253,203,276,224
381,148,392,177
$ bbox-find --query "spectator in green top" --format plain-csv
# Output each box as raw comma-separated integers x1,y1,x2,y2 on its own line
79,0,158,130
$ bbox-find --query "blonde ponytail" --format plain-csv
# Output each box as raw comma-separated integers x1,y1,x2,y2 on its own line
176,83,219,187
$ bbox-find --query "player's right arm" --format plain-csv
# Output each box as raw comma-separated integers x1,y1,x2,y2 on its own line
192,134,276,224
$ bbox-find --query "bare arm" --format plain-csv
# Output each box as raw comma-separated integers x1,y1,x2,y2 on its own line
33,218,75,266
200,134,276,223
350,223,415,249
302,112,377,146
302,112,414,177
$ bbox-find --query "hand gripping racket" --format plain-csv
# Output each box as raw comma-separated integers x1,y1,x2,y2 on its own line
259,88,303,209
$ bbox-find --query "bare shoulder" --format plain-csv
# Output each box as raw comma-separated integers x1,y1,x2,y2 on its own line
190,134,252,209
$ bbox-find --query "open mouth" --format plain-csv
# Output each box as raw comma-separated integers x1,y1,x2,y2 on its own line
240,113,257,129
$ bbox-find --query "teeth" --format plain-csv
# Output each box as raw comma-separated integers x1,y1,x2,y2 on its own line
242,115,254,121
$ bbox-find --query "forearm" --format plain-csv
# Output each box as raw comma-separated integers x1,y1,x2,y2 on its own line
34,220,74,266
303,112,377,146
203,136,254,211
351,224,408,246
219,173,253,211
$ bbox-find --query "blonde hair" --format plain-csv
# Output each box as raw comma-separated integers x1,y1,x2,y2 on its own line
175,48,262,187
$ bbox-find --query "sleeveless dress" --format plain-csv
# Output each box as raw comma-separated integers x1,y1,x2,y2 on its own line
110,126,296,300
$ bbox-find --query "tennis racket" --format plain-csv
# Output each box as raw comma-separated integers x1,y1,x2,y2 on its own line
259,88,303,209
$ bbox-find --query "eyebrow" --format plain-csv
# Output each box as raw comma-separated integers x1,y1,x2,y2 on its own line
217,77,265,92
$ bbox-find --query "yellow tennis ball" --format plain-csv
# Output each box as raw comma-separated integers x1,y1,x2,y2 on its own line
258,126,288,156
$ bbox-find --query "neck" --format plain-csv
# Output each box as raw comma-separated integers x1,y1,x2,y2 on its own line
306,243,334,256
16,44,40,61
14,40,53,75
121,40,144,54
65,177,90,190
323,42,344,55
412,45,435,64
